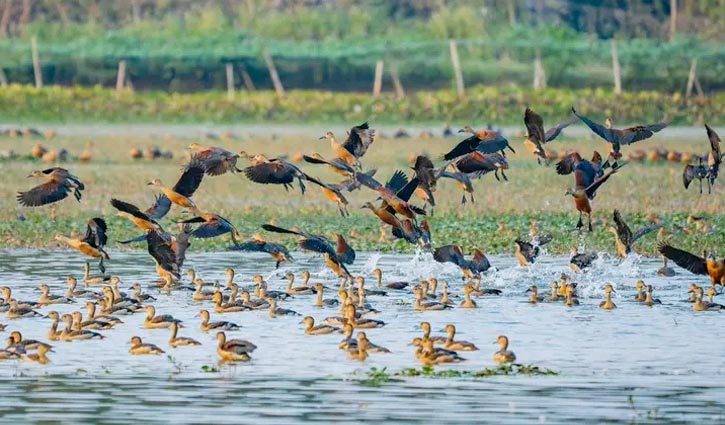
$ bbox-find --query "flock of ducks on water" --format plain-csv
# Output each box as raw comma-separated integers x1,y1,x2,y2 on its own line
5,109,725,368
1,264,723,366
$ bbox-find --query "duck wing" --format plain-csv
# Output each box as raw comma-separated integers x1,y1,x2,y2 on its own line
174,159,205,197
657,242,708,275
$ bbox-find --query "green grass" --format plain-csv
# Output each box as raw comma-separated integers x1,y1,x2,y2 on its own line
0,129,722,256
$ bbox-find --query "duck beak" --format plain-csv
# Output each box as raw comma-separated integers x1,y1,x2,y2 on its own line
318,136,326,140
457,129,465,133
524,288,531,293
146,182,153,186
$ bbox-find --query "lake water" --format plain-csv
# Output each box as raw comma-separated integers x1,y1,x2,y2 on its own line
0,249,723,424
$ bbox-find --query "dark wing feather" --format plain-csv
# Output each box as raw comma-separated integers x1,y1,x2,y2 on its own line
83,218,108,248
515,239,538,263
682,165,695,189
705,124,721,167
612,210,632,247
342,121,374,158
261,224,303,237
118,234,148,244
555,152,581,175
384,170,408,193
146,195,172,221
572,108,616,143
146,230,179,277
476,135,514,154
584,168,617,199
174,224,193,268
191,219,234,239
395,176,419,202
433,245,467,268
469,249,491,273
657,242,708,275
111,198,157,223
630,224,662,244
524,108,546,146
173,159,205,197
244,162,294,185
356,170,384,191
335,234,355,265
442,135,481,160
545,117,577,142
298,238,336,257
17,180,71,207
619,123,668,145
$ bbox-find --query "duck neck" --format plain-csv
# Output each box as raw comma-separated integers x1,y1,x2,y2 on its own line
645,292,653,303
170,325,178,340
376,274,382,287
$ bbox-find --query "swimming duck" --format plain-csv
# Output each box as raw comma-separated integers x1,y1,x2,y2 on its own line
85,301,123,324
372,268,409,290
239,291,269,310
440,281,452,305
6,299,43,319
701,287,725,310
693,291,722,311
344,305,384,329
339,323,357,350
634,280,646,302
129,336,165,355
303,316,340,335
657,256,676,277
253,275,290,300
314,283,339,307
412,287,452,311
144,306,183,329
22,345,51,364
355,277,387,297
599,284,617,310
100,289,136,315
643,285,662,307
267,297,300,318
564,285,579,307
493,335,516,364
46,311,62,341
1,287,39,309
60,313,104,341
38,283,75,305
216,331,256,362
169,322,201,348
443,324,479,351
468,277,503,296
355,286,380,314
419,321,447,344
71,310,113,330
199,309,241,332
8,331,52,353
83,262,110,285
346,332,370,361
212,291,249,313
0,346,21,360
417,338,465,365
526,285,544,304
193,279,216,301
65,277,99,299
684,284,698,303
459,284,478,308
547,281,561,301
129,283,156,303
285,272,316,295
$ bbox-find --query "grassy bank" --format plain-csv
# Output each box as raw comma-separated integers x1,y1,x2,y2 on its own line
0,130,722,256
0,84,723,126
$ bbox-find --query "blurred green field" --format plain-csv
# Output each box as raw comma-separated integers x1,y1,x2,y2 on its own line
0,127,722,256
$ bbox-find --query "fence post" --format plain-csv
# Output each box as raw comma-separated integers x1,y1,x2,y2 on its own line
31,35,42,88
372,60,384,97
610,39,622,94
389,64,405,99
116,60,127,91
225,63,235,99
669,0,677,42
533,50,546,91
239,64,256,91
685,58,697,98
449,39,465,99
262,48,285,98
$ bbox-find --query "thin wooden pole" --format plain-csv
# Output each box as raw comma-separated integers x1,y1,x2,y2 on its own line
225,63,235,99
389,64,405,99
372,60,384,97
533,50,546,91
685,58,697,98
31,35,42,88
239,64,256,91
506,0,516,26
262,48,285,98
116,60,127,91
448,39,465,99
0,68,7,86
669,0,677,42
610,39,622,95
